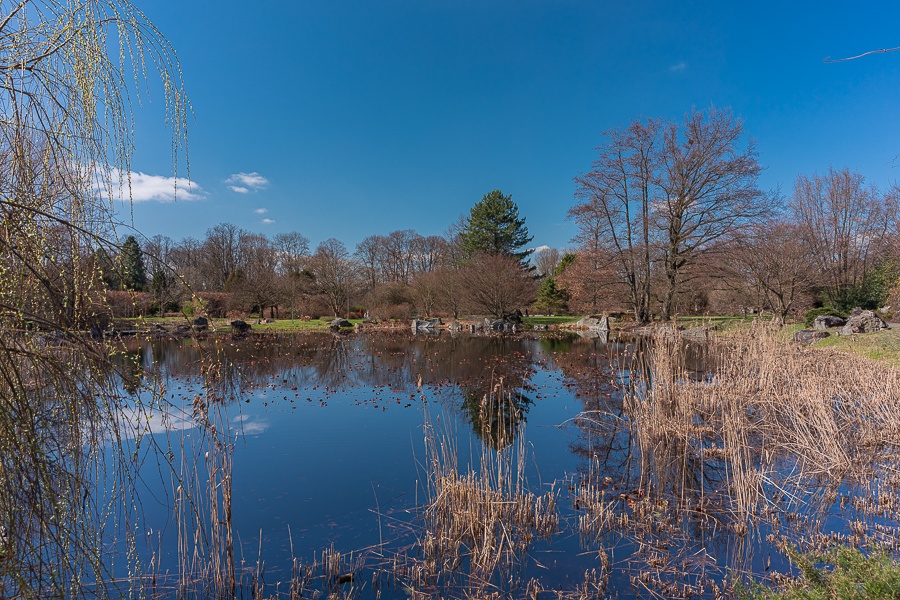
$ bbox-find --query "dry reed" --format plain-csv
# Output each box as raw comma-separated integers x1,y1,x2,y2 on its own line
394,381,560,597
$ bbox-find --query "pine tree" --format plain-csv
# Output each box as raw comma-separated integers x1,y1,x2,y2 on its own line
120,236,147,291
459,190,533,262
534,276,569,314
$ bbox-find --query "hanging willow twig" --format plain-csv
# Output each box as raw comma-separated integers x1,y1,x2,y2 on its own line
0,1,190,597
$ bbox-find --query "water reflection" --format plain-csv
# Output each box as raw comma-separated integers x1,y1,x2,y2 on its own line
94,329,900,599
117,332,552,444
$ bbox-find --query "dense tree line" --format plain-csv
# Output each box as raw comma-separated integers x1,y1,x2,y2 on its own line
97,106,900,325
110,189,537,320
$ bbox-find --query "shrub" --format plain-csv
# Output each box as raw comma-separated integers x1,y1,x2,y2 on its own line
197,292,231,318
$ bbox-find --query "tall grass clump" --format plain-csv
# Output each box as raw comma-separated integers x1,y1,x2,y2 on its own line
394,381,560,597
620,322,900,549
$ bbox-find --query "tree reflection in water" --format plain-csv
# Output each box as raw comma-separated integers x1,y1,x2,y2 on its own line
118,332,542,444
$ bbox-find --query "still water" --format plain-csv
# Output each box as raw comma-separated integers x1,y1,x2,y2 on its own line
105,331,888,598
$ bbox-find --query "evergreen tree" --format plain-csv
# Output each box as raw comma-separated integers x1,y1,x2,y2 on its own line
533,276,569,314
459,190,533,262
120,235,147,291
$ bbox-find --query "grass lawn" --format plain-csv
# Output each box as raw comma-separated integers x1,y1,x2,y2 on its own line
674,314,766,333
522,315,580,327
251,318,363,332
811,328,900,365
733,321,900,365
120,316,363,333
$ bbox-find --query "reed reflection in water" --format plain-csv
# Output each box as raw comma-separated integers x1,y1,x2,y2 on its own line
42,327,900,598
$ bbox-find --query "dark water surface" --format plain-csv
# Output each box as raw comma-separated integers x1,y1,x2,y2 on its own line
105,331,889,598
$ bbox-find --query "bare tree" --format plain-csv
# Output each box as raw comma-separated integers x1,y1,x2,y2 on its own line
721,219,816,323
460,253,538,318
273,231,310,276
234,233,280,318
411,235,449,273
791,167,896,307
201,223,243,290
572,119,660,322
556,249,622,314
381,229,418,284
355,234,385,289
308,238,363,318
411,270,444,316
532,247,561,277
655,107,765,320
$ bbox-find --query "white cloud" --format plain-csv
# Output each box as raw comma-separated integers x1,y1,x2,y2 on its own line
531,245,551,254
255,207,268,214
669,61,687,73
261,218,275,225
227,171,269,193
100,169,204,203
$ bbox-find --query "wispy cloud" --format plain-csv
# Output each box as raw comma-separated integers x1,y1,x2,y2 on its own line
255,207,268,214
261,218,275,225
100,169,204,203
227,171,269,193
669,61,687,73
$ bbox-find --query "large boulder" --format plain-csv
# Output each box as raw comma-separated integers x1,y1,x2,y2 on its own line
485,318,518,333
502,310,524,324
230,319,251,334
330,318,352,329
411,319,439,332
574,315,610,331
793,329,830,344
192,316,209,331
840,310,888,335
813,315,846,330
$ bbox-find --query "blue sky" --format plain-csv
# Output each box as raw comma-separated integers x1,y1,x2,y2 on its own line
119,0,900,253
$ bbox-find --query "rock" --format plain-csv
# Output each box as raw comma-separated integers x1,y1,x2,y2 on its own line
813,315,846,330
793,329,830,344
412,318,441,332
230,319,251,334
533,324,548,331
486,318,518,333
502,309,523,324
330,318,352,329
575,315,610,331
192,316,208,331
448,321,462,332
840,310,888,335
577,329,609,343
682,326,716,341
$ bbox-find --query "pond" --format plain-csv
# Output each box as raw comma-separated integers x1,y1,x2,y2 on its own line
97,329,900,599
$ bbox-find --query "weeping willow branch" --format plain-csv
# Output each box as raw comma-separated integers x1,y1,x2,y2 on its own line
0,1,190,596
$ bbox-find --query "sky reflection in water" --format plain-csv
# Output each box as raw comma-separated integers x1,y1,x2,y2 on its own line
106,331,891,598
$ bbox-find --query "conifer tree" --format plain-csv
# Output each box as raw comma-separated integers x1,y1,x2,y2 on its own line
459,190,533,262
120,236,147,291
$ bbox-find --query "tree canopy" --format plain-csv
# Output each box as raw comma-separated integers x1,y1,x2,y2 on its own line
459,190,533,262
